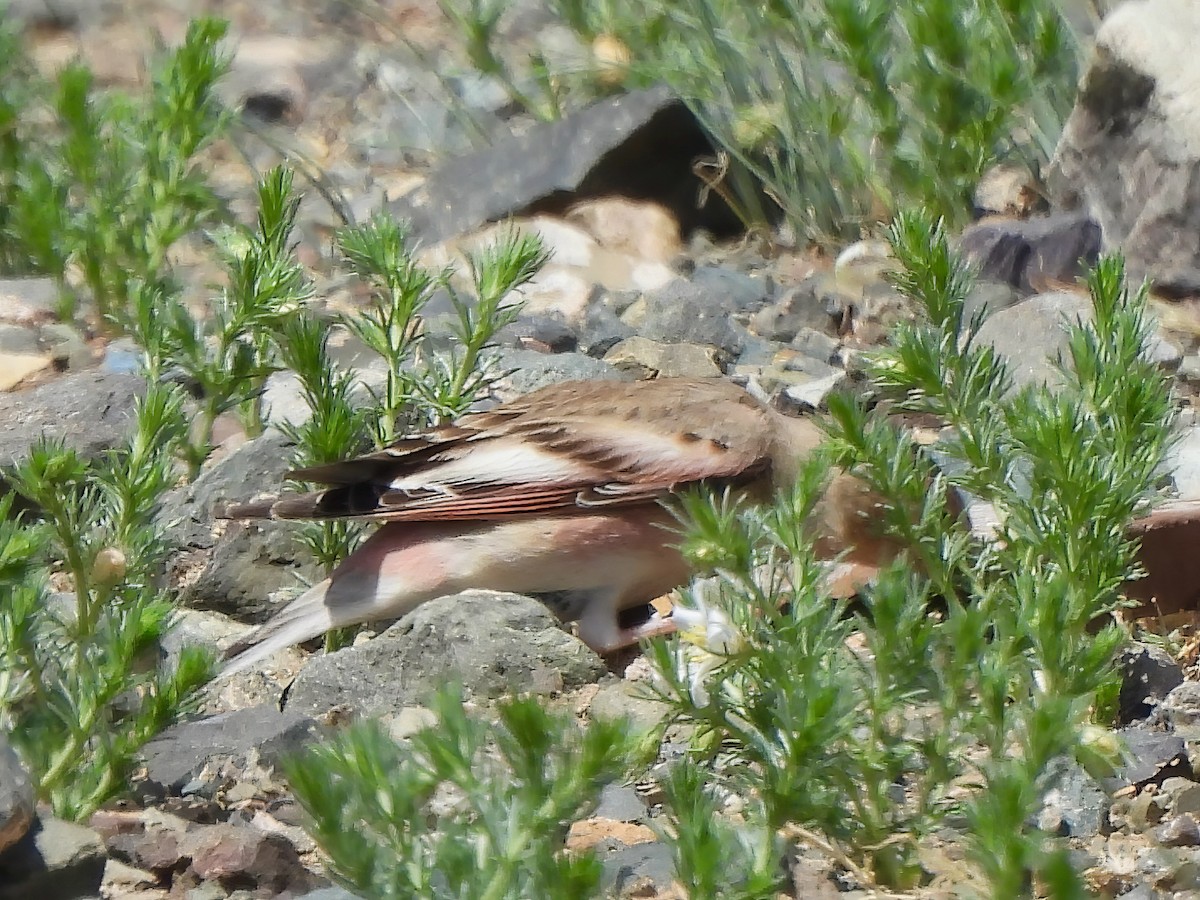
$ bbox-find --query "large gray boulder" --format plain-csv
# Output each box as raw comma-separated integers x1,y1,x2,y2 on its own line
1050,0,1200,293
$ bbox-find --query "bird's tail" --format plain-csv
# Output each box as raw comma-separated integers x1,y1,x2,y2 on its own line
219,579,337,678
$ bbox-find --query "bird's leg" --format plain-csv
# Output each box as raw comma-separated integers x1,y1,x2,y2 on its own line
574,591,678,654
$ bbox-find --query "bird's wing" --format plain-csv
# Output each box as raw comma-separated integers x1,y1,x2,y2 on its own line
223,378,781,522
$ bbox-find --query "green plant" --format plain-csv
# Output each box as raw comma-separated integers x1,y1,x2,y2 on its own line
286,686,636,899
337,216,549,438
649,211,1172,895
0,17,230,325
0,381,214,820
272,213,548,653
128,165,310,477
538,0,1080,243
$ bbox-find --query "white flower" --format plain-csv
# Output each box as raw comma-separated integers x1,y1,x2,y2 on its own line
669,581,746,707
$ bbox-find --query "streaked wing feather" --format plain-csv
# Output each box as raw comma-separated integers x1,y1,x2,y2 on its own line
227,378,781,523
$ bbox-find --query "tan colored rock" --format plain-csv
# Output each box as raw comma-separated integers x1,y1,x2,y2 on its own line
566,817,657,852
0,352,52,391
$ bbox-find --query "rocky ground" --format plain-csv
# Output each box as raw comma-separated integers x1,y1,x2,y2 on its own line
7,0,1200,897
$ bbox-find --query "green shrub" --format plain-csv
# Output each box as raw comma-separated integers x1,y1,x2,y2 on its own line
286,687,637,899
440,0,1080,244
0,16,229,325
0,382,213,820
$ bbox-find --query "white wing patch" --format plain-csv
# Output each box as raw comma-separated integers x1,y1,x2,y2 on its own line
389,440,596,492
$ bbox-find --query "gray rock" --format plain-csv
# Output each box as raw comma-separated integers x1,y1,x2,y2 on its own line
975,291,1180,391
1157,814,1200,847
284,591,608,718
594,783,647,824
491,349,625,400
790,327,840,363
1164,682,1200,737
957,213,1101,294
634,278,748,358
156,429,320,623
0,815,106,900
962,280,1024,325
390,86,737,243
1117,642,1185,723
1040,758,1106,838
139,705,326,795
0,734,32,855
0,370,144,468
1115,727,1187,787
1049,0,1200,292
0,324,39,354
0,277,59,324
750,278,839,342
603,337,723,379
1165,425,1200,499
779,371,848,413
599,839,676,896
690,266,771,312
296,889,365,900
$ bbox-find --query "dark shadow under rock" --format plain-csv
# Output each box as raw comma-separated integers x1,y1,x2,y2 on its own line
0,815,106,900
283,591,609,719
390,86,743,244
957,212,1101,294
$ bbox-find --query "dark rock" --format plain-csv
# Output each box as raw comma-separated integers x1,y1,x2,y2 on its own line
750,277,839,342
2,0,104,32
138,705,325,795
1114,727,1187,789
0,735,32,855
1048,0,1200,291
599,839,676,896
578,295,637,357
1157,814,1200,847
689,266,771,313
183,824,312,892
156,429,321,623
497,312,579,353
1041,758,1106,838
0,815,106,900
957,213,1102,293
1118,642,1185,724
284,591,608,718
0,371,144,467
594,784,647,824
634,277,748,358
106,827,185,874
391,86,738,243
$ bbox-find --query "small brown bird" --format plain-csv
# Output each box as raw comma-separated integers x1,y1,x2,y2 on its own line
219,377,896,675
